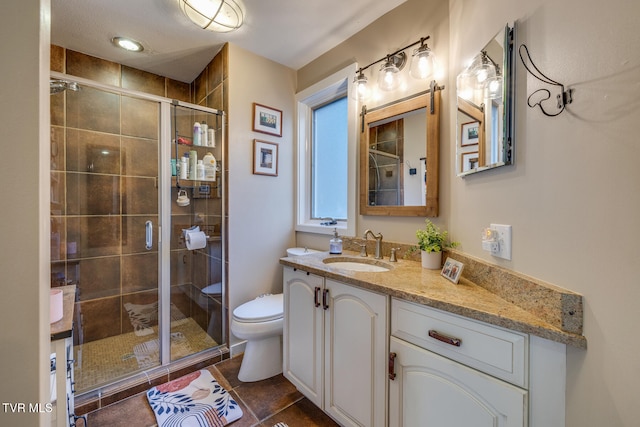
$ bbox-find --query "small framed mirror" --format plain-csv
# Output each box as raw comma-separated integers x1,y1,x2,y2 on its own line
456,23,515,176
359,86,441,217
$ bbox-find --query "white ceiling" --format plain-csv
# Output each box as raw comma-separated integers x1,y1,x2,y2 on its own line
51,0,407,83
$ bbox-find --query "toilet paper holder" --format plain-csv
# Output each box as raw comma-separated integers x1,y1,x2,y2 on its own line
181,226,210,250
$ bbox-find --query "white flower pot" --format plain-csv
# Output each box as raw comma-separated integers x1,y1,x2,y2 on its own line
421,250,442,269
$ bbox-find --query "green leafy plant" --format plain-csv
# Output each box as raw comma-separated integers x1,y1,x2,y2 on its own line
411,219,458,253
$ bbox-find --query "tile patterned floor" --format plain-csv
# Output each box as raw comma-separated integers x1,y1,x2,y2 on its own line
82,355,339,427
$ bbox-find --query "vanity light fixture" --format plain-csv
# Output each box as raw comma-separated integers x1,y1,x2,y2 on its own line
378,54,406,91
353,70,369,102
518,44,573,117
111,36,144,52
353,35,438,101
179,0,244,32
456,50,502,103
468,51,497,89
409,38,437,80
484,73,503,100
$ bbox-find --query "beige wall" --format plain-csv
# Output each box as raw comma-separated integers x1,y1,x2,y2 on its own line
0,0,51,425
450,0,640,425
227,44,296,348
4,0,639,424
296,0,452,252
298,0,640,425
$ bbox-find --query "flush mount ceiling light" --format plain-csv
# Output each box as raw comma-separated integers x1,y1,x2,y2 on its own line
179,0,244,32
111,37,144,52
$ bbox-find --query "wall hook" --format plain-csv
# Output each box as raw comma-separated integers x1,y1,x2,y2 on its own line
518,44,573,117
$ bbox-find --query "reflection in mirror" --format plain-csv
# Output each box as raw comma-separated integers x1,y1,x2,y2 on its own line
456,23,515,176
360,88,441,217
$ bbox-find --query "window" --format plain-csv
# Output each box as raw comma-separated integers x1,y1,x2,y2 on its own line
312,97,348,220
296,64,357,235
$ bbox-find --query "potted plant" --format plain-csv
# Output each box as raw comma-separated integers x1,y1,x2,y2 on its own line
412,220,458,269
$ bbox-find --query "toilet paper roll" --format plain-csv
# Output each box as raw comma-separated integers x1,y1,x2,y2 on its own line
185,230,207,250
50,289,64,324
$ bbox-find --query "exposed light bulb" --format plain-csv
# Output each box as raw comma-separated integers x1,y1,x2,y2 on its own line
410,44,436,80
378,60,401,91
352,72,369,102
484,75,503,100
476,69,489,83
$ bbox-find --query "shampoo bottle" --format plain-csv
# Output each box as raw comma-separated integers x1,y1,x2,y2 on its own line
201,122,208,146
196,160,205,180
329,228,343,254
193,122,201,146
189,150,197,180
208,128,215,147
203,152,217,181
180,154,188,179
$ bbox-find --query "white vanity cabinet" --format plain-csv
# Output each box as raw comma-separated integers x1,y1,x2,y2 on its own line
389,299,567,427
283,267,388,427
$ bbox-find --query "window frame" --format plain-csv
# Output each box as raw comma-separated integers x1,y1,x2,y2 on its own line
295,63,357,236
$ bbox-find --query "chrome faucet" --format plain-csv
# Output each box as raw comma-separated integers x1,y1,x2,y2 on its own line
363,229,383,259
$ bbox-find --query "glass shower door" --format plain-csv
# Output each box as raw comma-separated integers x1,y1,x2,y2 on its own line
51,77,225,395
50,81,163,392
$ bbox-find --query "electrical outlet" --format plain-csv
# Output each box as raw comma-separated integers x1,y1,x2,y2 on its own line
490,224,512,260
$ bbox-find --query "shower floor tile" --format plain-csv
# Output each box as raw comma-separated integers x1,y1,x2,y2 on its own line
74,317,216,393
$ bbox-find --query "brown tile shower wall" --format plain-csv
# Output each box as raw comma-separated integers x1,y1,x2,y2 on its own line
50,45,229,344
191,44,229,341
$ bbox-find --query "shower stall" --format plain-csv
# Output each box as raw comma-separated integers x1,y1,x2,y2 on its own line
49,74,226,396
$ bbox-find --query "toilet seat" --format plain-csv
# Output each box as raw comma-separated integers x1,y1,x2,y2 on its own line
201,282,222,295
232,293,283,323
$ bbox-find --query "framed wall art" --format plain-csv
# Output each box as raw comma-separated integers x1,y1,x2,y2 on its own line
252,103,282,137
253,139,278,176
461,121,480,146
461,151,479,173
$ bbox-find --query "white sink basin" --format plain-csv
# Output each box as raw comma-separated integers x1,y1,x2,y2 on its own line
323,257,392,272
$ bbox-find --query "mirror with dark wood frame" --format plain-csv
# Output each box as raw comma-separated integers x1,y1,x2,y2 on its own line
359,87,441,217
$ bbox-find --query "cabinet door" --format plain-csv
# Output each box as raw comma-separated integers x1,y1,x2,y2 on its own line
324,279,388,427
389,336,527,427
283,267,324,407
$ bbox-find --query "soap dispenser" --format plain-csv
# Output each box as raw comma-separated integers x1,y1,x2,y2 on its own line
329,228,343,254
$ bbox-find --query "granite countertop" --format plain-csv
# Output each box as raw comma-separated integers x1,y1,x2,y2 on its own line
50,284,76,341
280,251,587,349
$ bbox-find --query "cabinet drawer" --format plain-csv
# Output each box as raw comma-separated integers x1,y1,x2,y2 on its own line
391,298,527,387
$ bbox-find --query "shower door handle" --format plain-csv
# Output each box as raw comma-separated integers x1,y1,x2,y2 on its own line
145,220,153,250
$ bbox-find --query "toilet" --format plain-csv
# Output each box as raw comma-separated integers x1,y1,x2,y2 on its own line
231,293,284,382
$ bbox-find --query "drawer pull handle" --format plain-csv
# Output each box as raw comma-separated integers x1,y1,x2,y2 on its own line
314,287,321,308
389,352,397,380
428,330,462,347
322,289,330,310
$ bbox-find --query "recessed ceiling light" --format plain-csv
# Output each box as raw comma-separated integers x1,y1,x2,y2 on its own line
111,37,144,52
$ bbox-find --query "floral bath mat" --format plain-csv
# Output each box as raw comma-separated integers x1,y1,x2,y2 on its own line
147,369,243,426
